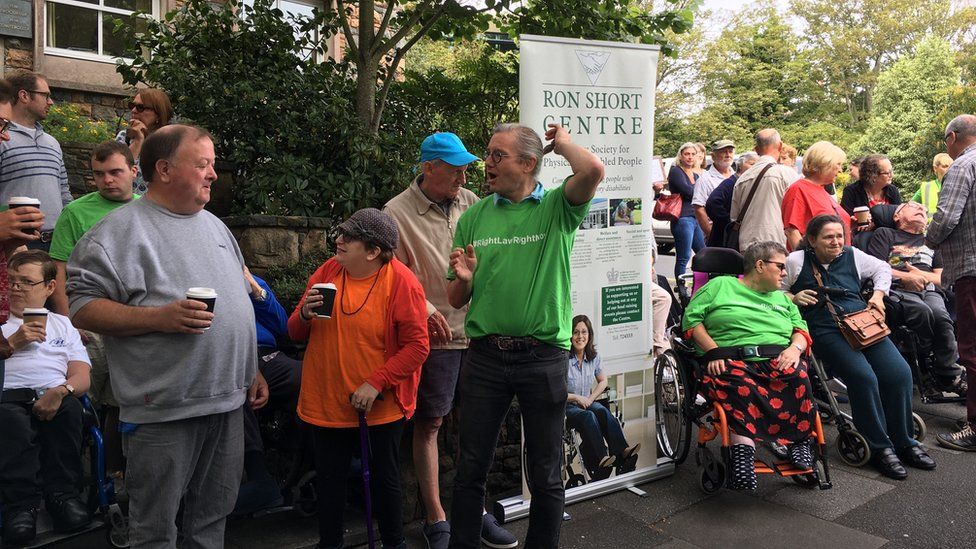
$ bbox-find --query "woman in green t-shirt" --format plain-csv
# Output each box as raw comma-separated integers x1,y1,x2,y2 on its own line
682,242,815,491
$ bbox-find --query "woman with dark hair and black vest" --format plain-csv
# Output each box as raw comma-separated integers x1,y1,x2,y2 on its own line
840,154,902,220
783,214,934,480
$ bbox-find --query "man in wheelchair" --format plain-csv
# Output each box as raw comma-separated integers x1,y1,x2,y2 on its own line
864,202,966,397
0,250,92,545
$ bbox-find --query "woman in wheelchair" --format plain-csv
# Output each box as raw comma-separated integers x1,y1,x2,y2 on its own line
785,214,936,479
567,315,640,481
682,241,817,491
0,250,92,545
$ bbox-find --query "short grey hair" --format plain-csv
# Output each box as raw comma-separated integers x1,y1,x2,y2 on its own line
493,123,544,176
946,114,976,138
743,241,787,274
754,128,781,153
737,151,759,173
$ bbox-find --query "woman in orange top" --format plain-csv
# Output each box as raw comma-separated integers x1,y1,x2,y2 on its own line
288,208,429,549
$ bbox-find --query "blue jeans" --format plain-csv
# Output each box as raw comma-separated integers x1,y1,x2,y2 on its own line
565,402,628,472
670,216,706,279
449,339,568,549
812,331,917,451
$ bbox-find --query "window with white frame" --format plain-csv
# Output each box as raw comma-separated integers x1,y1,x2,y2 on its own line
45,0,158,61
241,0,326,62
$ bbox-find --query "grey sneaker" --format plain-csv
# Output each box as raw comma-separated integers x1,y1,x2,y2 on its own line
480,513,518,548
938,424,976,452
422,520,450,549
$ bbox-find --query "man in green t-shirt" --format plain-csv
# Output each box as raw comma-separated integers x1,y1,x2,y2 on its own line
447,123,603,549
50,140,139,316
48,140,138,483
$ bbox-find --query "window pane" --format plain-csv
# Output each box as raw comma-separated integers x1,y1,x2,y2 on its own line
279,0,314,18
46,2,98,53
105,0,153,12
103,12,147,57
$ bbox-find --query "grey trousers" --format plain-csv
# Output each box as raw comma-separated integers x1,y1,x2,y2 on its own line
122,407,244,549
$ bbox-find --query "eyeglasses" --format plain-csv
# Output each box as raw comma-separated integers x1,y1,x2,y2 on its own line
0,117,9,135
27,90,52,101
483,149,513,164
945,131,956,144
762,260,786,272
128,101,155,113
9,279,47,290
877,171,893,177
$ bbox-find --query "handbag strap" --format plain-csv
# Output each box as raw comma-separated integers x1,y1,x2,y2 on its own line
733,163,776,226
809,261,843,321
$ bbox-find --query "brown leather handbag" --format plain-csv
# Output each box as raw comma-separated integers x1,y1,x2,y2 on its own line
811,265,890,350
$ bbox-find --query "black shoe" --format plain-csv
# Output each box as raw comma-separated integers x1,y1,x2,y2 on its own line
935,375,968,397
1,505,37,545
896,444,936,470
787,439,814,470
869,447,908,480
46,492,91,533
938,425,976,452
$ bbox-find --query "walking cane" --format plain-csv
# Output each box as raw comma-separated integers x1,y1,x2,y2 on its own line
357,410,376,549
352,391,379,549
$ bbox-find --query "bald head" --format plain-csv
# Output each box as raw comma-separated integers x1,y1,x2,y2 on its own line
755,128,782,156
945,114,976,160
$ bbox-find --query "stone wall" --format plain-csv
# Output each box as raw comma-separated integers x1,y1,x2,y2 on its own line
62,142,97,198
223,215,331,275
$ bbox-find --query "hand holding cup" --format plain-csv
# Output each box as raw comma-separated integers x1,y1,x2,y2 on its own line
157,299,213,334
302,289,324,320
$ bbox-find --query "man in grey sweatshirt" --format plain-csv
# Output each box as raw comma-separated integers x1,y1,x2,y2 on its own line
66,125,268,549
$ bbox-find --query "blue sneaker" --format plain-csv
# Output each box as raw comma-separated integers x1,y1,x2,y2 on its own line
481,513,518,548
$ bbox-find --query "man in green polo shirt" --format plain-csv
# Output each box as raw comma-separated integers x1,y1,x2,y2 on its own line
48,140,138,484
447,123,603,549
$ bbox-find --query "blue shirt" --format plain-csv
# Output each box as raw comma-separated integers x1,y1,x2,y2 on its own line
493,182,544,205
252,275,288,350
567,353,602,397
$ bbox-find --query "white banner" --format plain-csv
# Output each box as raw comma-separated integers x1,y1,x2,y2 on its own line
503,35,669,516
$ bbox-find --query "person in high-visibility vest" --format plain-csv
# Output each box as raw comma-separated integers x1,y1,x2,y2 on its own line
912,153,953,220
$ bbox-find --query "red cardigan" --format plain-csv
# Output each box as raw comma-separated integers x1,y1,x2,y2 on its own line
288,257,430,420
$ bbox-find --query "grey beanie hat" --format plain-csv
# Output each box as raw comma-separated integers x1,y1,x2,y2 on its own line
337,208,399,252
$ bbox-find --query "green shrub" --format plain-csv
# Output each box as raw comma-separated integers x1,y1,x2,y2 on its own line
264,248,333,313
42,104,119,144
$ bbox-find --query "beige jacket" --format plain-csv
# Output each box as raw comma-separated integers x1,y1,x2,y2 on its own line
383,176,480,350
730,155,801,248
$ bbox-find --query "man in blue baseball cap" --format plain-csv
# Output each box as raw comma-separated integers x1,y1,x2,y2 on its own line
384,133,517,549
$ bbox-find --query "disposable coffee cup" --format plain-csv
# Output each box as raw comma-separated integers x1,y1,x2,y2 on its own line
311,283,337,318
22,307,48,330
186,287,217,330
8,196,40,210
853,206,871,226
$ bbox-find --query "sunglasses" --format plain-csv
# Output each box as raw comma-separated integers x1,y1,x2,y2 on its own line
0,117,9,135
762,260,786,271
128,101,155,113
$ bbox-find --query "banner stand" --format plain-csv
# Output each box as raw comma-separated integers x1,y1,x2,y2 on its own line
498,34,673,523
494,461,675,522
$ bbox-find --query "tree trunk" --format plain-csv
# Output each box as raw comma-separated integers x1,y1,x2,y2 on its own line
355,62,379,131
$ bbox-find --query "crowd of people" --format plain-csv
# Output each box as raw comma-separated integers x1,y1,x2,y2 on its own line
0,65,975,549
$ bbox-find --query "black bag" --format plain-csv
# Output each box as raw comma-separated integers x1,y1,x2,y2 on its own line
723,163,775,251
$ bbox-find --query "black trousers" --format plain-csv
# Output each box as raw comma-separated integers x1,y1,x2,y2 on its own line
449,340,568,549
243,349,303,453
311,418,405,548
888,289,961,380
0,396,83,508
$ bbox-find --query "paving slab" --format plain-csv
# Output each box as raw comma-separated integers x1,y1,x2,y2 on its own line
764,467,894,521
657,491,888,549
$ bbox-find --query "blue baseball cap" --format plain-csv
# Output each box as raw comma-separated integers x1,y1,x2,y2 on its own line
420,132,480,166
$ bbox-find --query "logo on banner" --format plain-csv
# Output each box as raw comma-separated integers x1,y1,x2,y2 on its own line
575,50,611,85
606,267,620,283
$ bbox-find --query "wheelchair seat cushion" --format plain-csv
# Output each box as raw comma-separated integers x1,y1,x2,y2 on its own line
691,247,744,276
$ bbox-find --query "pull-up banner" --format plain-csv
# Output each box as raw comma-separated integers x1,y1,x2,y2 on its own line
495,35,673,523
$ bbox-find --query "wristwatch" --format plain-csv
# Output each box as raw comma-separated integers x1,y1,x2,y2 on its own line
60,383,75,396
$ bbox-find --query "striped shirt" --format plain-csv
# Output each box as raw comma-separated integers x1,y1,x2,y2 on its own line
0,121,72,230
926,142,976,285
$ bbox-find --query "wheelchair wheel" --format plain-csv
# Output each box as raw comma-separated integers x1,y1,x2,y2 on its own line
655,350,692,464
912,413,927,442
105,503,130,548
293,470,318,518
699,461,726,494
836,429,871,467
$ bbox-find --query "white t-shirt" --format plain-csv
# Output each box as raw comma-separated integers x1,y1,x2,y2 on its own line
2,312,91,390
